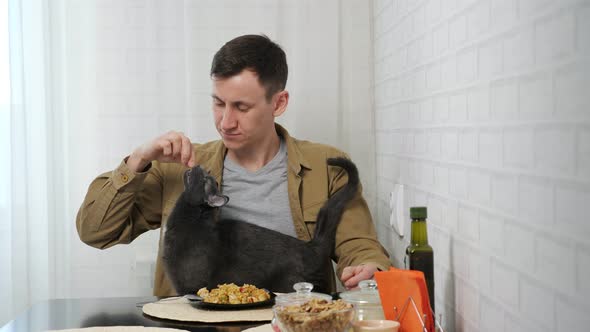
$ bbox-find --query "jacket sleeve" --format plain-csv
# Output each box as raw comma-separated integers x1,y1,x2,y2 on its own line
329,159,392,278
75,159,164,249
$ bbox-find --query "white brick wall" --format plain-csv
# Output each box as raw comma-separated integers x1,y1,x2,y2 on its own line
373,0,590,330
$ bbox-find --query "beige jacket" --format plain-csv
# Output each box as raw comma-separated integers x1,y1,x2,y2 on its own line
76,124,391,295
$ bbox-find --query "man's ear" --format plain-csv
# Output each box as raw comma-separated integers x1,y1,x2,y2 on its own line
272,90,289,117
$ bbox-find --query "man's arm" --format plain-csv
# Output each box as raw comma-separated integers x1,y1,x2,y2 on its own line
76,130,196,249
76,160,163,249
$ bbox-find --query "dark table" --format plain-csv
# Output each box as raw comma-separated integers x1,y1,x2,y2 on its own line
0,297,267,332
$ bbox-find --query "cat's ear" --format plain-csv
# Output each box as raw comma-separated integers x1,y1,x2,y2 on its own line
206,194,229,207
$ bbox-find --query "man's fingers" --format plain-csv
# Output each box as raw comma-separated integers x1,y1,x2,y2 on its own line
160,140,172,157
181,135,192,165
340,266,355,282
342,265,378,289
171,134,182,159
344,270,366,288
149,131,195,166
187,150,196,167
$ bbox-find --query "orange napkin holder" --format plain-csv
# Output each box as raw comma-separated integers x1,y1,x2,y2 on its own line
374,267,435,332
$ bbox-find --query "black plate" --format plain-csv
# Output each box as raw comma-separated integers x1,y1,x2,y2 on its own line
187,291,276,310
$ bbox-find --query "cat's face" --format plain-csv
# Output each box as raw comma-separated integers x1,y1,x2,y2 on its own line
183,166,229,207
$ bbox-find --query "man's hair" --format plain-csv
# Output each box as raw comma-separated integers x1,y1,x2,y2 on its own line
210,34,288,101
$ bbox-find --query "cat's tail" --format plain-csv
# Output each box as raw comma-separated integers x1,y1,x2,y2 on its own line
310,157,360,248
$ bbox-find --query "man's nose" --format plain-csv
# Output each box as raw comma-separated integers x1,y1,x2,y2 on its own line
220,106,237,130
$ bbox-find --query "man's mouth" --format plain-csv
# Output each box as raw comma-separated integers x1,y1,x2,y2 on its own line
220,131,241,138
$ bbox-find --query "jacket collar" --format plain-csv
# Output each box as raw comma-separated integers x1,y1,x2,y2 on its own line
206,123,311,181
275,123,311,175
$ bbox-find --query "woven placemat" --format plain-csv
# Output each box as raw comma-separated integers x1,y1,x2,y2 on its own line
142,297,273,323
46,327,188,332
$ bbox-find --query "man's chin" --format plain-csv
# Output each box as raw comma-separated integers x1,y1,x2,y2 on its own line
221,138,242,151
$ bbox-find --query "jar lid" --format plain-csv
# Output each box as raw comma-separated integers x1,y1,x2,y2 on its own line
274,282,332,306
339,279,382,305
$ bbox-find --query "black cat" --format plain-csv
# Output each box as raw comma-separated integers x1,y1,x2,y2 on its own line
162,157,359,295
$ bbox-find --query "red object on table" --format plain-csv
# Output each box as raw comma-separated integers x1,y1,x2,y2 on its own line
374,267,434,332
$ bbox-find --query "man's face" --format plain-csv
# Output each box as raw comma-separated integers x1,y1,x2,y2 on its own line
211,70,280,152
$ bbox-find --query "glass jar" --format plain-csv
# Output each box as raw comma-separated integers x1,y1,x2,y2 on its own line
339,279,385,321
272,282,354,332
274,281,332,306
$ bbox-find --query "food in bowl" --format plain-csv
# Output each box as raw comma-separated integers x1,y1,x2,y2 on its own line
197,283,271,304
273,298,354,332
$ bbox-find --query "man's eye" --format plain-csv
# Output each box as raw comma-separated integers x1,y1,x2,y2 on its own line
236,104,251,111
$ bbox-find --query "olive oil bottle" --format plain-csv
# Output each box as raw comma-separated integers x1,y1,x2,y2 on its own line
406,206,435,313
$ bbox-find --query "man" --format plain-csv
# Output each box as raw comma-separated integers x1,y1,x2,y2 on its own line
77,34,391,296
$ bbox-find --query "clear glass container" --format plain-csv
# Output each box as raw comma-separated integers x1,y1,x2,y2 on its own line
274,282,332,306
272,282,354,332
339,279,385,321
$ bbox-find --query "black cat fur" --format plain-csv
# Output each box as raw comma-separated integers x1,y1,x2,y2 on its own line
162,157,359,295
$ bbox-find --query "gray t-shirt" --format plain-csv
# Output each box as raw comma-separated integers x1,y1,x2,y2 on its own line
218,139,297,237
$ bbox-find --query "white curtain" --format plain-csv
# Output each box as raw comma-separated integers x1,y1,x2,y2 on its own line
1,0,70,325
1,0,375,325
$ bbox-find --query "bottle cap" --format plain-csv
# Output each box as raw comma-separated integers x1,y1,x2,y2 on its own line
410,206,427,219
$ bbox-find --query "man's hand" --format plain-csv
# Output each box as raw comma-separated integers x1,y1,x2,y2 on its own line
340,263,380,290
127,131,196,172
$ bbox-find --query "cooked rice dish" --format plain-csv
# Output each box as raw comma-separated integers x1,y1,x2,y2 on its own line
197,283,271,304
